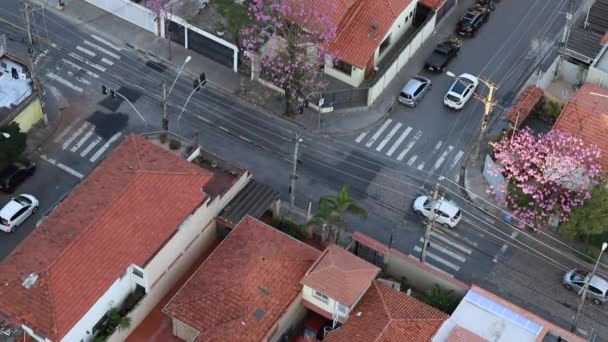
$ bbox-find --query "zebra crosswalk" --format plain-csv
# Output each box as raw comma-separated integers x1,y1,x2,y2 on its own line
410,229,476,276
355,119,465,177
53,120,123,163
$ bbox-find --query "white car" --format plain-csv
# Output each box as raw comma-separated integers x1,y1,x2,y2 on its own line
0,194,39,233
412,195,462,228
443,73,479,110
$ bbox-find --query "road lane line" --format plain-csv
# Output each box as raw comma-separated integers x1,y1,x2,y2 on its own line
71,127,95,152
376,122,402,152
433,145,454,171
407,155,418,166
365,119,392,147
101,58,114,66
62,58,100,78
386,126,411,156
413,246,460,271
494,231,519,262
91,34,122,51
76,45,96,57
54,120,79,143
355,131,368,143
40,154,84,179
90,132,122,162
69,52,107,72
81,136,102,157
62,122,90,150
450,150,465,169
431,231,473,254
419,237,467,262
46,72,83,93
84,40,121,59
397,131,422,161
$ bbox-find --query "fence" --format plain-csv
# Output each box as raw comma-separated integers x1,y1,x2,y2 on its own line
310,87,370,110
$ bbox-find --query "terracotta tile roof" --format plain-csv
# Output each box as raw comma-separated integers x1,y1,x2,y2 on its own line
329,0,413,68
325,280,448,342
352,231,390,254
0,134,213,340
504,85,544,127
447,325,488,342
553,83,608,171
163,216,321,342
602,32,608,45
419,0,447,9
301,245,380,306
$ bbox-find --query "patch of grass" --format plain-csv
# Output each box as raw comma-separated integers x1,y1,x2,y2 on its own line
213,0,250,44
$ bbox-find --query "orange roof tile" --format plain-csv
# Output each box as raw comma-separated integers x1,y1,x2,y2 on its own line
163,216,321,342
325,280,448,342
419,0,447,9
301,245,380,306
447,325,488,342
504,85,544,127
553,83,608,171
601,32,608,45
0,135,213,340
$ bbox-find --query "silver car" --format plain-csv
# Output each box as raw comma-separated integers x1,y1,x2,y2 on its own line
562,269,608,305
398,76,432,107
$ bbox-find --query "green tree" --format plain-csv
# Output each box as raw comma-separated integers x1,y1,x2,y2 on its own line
308,185,367,245
0,122,27,169
560,183,608,244
421,284,459,314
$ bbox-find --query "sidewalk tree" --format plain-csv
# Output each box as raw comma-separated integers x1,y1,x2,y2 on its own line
307,185,367,245
214,0,251,47
241,0,338,115
0,122,27,169
146,0,174,58
560,183,608,244
489,127,602,229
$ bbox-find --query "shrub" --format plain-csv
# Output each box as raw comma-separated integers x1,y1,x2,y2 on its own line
421,284,459,314
169,139,181,150
159,132,168,143
271,218,305,240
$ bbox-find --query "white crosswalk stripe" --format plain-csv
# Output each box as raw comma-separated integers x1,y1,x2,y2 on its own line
417,162,425,170
76,45,96,57
91,34,122,51
432,145,454,171
413,246,460,271
81,137,102,157
62,122,91,150
407,155,418,166
355,131,368,143
375,122,402,152
430,231,473,254
69,52,107,72
418,237,466,262
83,40,121,59
61,58,100,78
46,72,83,93
386,126,411,156
90,132,123,162
365,119,392,147
450,150,464,169
101,58,114,66
51,119,123,162
71,126,95,152
397,131,422,161
54,121,79,143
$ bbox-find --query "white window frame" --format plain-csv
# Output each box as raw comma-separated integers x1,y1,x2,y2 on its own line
337,303,348,314
313,290,329,304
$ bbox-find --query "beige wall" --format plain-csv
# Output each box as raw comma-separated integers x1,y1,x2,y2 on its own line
11,97,43,132
269,293,307,342
172,318,200,342
324,57,366,87
302,285,337,316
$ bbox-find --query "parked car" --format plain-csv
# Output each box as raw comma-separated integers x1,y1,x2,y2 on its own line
563,269,608,305
412,195,462,228
398,76,432,107
456,5,490,36
424,41,460,72
0,160,36,193
0,194,39,233
443,73,479,110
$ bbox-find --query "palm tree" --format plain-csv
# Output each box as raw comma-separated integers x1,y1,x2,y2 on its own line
308,185,367,245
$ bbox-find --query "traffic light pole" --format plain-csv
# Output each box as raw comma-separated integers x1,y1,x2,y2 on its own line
161,81,169,131
177,73,206,122
101,85,146,126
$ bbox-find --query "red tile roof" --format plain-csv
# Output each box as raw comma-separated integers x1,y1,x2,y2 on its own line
0,134,213,340
325,280,448,342
553,83,608,171
504,85,544,127
301,245,380,307
601,32,608,45
447,325,488,342
328,0,413,69
163,216,321,342
419,0,447,9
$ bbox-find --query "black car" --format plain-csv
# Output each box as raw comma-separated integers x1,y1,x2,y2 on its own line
456,7,490,36
424,41,460,72
0,160,36,193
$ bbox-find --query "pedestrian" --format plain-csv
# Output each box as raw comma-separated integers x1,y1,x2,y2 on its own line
297,103,304,115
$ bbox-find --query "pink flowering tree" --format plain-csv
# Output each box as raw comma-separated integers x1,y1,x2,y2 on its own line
241,0,338,115
489,128,602,229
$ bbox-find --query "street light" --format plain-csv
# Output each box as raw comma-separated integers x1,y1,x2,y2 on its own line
168,55,192,97
571,241,608,332
1,133,10,139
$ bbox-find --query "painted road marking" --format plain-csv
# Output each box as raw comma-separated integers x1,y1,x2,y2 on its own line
81,136,102,157
46,72,83,93
433,140,443,152
365,119,392,147
76,77,91,85
397,131,422,161
433,145,454,171
494,231,519,263
376,122,402,152
386,126,411,157
40,154,84,179
62,122,90,150
419,237,467,262
441,228,479,247
407,155,418,166
90,132,122,162
431,231,473,254
54,120,79,143
355,131,368,143
413,246,460,271
76,45,96,57
83,40,121,59
71,127,95,152
91,34,122,51
450,150,464,169
62,58,100,78
417,162,425,170
101,58,114,66
69,52,107,72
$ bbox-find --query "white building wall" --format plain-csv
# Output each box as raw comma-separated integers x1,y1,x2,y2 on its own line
374,1,418,66
324,57,366,87
82,0,158,34
302,285,338,316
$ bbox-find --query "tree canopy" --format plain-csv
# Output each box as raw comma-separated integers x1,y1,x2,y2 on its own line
0,122,27,168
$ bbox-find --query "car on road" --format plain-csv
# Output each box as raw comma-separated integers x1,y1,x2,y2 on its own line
443,73,479,110
456,5,490,36
412,195,462,228
0,194,39,233
398,76,432,107
562,269,608,305
0,160,36,193
424,41,460,72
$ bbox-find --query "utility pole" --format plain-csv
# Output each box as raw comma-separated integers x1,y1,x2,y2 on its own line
420,182,440,263
22,0,47,124
289,133,303,210
161,81,168,131
472,79,498,161
562,0,575,45
571,242,607,332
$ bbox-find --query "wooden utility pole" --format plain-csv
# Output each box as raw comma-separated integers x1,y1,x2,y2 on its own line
22,0,47,124
161,81,168,131
289,133,303,210
420,182,440,263
472,79,498,161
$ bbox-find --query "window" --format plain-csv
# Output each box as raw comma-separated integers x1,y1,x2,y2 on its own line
405,15,409,23
133,267,144,278
589,286,603,295
313,290,329,304
333,59,352,76
337,303,348,314
379,35,391,55
11,207,28,221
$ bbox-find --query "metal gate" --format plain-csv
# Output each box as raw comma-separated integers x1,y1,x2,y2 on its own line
167,20,185,46
187,29,234,68
354,241,385,268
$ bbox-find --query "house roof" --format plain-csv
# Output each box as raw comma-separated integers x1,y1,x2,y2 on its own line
324,280,448,342
300,245,380,306
329,0,413,69
564,0,608,63
0,134,213,340
419,0,446,10
504,85,544,127
163,216,321,342
553,83,608,171
446,326,488,342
